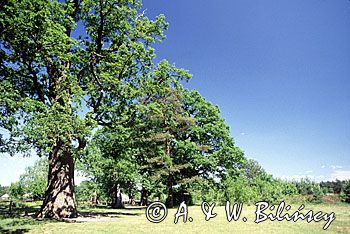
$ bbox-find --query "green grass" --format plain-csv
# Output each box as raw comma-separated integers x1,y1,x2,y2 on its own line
0,201,349,233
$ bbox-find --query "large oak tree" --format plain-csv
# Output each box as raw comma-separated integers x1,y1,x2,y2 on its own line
0,0,167,218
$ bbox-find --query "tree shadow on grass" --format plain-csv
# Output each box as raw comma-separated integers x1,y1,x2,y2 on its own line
123,205,146,210
0,202,144,232
78,210,141,218
0,202,61,233
0,206,38,218
0,226,30,234
77,205,145,219
0,217,58,234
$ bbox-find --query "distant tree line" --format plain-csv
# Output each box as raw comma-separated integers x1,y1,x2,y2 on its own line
320,180,344,194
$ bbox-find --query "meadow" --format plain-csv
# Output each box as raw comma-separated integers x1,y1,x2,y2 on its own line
0,201,349,233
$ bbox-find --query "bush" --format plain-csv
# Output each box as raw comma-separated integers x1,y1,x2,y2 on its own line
224,176,258,204
222,173,300,204
311,184,324,203
340,180,350,203
8,182,24,200
190,180,225,205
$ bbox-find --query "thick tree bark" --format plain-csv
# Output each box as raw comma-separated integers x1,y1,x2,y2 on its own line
36,143,77,218
114,193,123,209
111,184,116,207
140,187,148,206
115,184,124,209
165,176,174,208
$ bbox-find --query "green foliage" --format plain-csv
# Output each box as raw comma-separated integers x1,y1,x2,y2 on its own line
292,179,324,203
78,124,142,204
207,159,299,204
0,0,170,157
281,181,299,196
224,176,258,204
340,180,350,203
188,159,300,205
243,159,265,182
1,0,171,215
8,181,24,200
312,185,324,204
0,185,8,196
78,58,247,207
75,181,101,203
7,158,48,200
190,180,225,205
4,0,335,210
19,158,48,200
320,180,344,194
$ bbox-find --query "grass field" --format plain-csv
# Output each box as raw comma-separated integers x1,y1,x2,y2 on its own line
0,201,349,233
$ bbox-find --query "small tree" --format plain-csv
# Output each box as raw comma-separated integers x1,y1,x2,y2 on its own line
340,180,350,203
8,181,24,200
18,158,48,200
311,184,324,203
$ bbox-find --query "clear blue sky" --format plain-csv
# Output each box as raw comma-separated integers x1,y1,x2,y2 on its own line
141,0,350,182
1,0,349,186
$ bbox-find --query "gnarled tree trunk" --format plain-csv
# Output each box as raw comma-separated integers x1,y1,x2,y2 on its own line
36,143,77,218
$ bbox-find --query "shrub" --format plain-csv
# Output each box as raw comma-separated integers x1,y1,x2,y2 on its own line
340,180,350,203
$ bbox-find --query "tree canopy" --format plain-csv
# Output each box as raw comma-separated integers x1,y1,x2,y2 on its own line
0,0,269,218
78,61,246,207
1,0,170,218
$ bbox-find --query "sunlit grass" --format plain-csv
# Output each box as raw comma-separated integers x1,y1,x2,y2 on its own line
0,201,349,233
